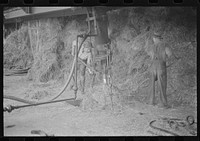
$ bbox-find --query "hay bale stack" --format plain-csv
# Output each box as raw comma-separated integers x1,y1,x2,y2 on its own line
4,25,33,69
108,7,196,108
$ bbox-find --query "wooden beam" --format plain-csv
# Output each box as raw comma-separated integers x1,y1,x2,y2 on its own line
4,7,87,24
4,7,122,24
21,7,31,14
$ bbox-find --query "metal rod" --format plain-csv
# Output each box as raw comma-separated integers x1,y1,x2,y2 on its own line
74,36,78,98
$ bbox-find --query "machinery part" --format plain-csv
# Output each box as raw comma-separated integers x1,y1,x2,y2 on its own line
3,105,14,113
86,7,97,35
168,120,179,130
3,7,111,111
176,121,186,127
149,120,180,136
3,98,79,113
159,116,197,136
94,7,110,45
162,117,186,128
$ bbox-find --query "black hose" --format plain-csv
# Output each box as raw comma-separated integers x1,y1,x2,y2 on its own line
3,34,90,109
3,55,76,105
149,120,180,136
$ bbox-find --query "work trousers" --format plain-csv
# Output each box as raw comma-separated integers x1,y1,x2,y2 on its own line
71,59,87,94
150,60,168,106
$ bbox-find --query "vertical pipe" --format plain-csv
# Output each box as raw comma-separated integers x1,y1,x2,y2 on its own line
74,37,78,99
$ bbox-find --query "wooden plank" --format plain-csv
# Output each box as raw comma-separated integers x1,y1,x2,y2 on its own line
27,21,33,55
4,7,87,24
31,7,72,14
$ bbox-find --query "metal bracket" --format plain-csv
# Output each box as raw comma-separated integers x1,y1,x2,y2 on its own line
86,7,97,36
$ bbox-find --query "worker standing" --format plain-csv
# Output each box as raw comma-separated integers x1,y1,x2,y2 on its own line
145,31,172,108
71,37,93,95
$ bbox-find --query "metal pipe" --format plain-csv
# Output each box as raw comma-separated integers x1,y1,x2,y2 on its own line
4,97,78,112
73,36,78,99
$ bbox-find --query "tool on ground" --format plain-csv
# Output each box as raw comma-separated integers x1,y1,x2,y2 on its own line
149,115,197,136
149,120,180,136
4,98,82,113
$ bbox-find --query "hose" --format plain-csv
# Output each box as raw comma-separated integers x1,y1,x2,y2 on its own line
3,34,89,105
51,33,91,101
149,120,180,136
4,48,76,104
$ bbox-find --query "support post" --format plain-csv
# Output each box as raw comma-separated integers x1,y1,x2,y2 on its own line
73,36,78,99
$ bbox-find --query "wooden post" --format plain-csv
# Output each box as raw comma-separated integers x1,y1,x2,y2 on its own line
36,20,40,52
74,36,78,98
27,21,33,55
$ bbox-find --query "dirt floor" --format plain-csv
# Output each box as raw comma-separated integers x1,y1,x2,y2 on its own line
3,74,197,136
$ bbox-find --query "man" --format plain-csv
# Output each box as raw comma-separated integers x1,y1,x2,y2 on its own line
145,31,172,108
71,38,93,94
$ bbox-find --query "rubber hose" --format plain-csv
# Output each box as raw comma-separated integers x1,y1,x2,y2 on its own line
3,52,76,104
50,55,76,101
3,35,88,104
50,35,89,101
